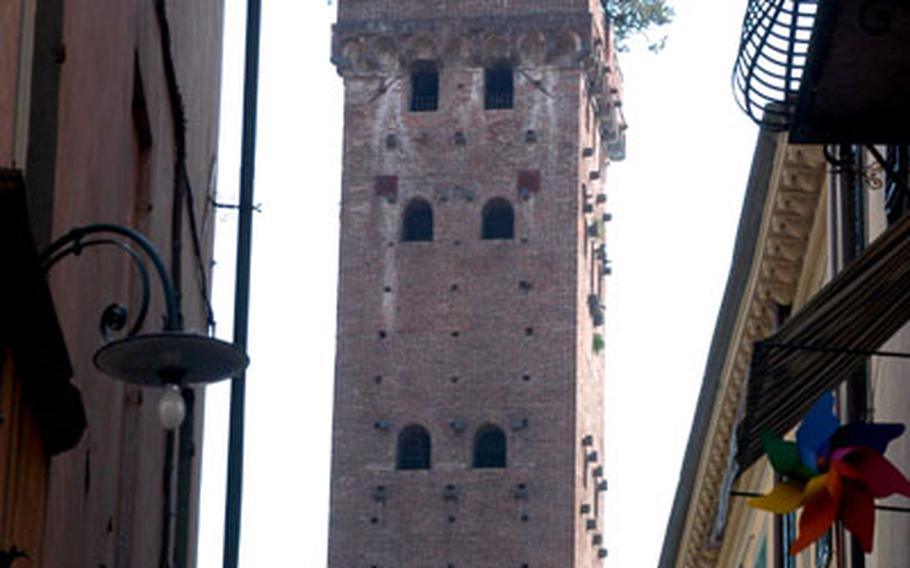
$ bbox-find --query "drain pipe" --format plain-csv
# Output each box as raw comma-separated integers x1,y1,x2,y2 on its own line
223,0,262,566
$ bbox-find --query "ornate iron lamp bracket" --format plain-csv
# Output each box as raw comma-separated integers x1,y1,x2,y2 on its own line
40,223,248,388
40,223,180,338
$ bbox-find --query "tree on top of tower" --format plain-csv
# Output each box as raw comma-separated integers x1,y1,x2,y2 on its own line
603,0,675,53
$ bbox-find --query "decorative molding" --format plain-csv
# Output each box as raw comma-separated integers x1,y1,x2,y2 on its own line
678,140,826,567
331,15,625,166
333,19,595,75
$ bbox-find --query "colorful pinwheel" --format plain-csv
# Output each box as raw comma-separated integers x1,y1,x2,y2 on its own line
747,392,910,555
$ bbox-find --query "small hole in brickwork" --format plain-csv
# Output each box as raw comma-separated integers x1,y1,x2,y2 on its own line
518,280,532,292
522,374,531,382
453,239,461,246
521,564,529,568
524,327,534,336
388,241,394,247
451,331,460,338
520,513,529,522
448,515,456,523
384,286,392,293
450,284,459,292
370,516,379,524
374,375,383,384
379,330,387,339
450,376,459,384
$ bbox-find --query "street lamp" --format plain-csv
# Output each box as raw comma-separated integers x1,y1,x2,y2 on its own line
41,223,249,429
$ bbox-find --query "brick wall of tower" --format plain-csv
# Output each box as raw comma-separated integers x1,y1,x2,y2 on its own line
329,3,619,567
573,68,611,567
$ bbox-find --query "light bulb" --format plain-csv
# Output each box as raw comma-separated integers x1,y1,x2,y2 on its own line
158,384,186,430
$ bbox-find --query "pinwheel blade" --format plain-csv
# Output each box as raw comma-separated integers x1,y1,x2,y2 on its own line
797,392,839,473
747,481,804,514
834,446,910,498
832,423,905,454
841,481,875,553
791,480,839,555
762,432,815,480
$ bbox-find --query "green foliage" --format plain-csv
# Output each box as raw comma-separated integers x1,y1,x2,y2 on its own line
603,0,675,52
593,333,605,354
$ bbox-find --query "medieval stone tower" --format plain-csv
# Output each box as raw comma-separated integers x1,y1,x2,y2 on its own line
328,1,624,566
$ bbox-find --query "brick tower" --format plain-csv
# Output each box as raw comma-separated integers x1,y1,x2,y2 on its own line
328,1,624,566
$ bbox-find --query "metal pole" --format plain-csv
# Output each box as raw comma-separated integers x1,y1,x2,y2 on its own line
223,0,262,564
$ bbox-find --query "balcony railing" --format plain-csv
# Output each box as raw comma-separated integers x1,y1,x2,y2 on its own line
733,0,819,130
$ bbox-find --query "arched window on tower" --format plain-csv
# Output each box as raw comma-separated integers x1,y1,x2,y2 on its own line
473,424,506,468
401,198,433,242
481,198,514,240
397,425,431,470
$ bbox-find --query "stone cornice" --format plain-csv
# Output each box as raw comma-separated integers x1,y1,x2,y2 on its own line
676,139,826,568
331,17,625,164
332,15,601,75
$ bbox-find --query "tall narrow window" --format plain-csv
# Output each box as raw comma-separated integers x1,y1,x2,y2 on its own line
131,52,153,232
402,198,433,241
473,425,506,468
485,66,513,109
481,198,514,240
397,425,431,470
778,511,797,568
884,145,908,225
410,61,439,112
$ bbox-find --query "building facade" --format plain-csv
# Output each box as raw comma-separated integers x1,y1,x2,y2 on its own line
660,0,910,565
327,1,624,566
1,1,224,566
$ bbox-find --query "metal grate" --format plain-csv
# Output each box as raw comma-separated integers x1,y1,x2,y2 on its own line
733,0,819,130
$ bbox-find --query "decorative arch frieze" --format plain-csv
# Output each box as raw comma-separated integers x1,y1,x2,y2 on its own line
404,34,439,65
547,28,584,65
332,19,599,76
517,31,547,66
367,36,399,71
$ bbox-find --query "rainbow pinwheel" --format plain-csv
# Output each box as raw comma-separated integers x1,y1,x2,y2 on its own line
747,392,910,555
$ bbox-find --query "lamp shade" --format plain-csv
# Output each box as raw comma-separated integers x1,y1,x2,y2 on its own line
94,332,248,386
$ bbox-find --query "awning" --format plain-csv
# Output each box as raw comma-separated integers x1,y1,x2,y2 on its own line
0,168,86,455
736,211,910,471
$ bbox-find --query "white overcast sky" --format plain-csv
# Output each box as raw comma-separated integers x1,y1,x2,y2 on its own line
197,1,759,567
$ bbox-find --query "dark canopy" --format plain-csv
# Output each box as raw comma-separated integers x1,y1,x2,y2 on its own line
0,169,85,455
737,212,910,471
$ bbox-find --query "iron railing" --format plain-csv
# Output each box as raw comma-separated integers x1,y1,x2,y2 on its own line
410,94,438,112
733,0,819,130
485,91,513,110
